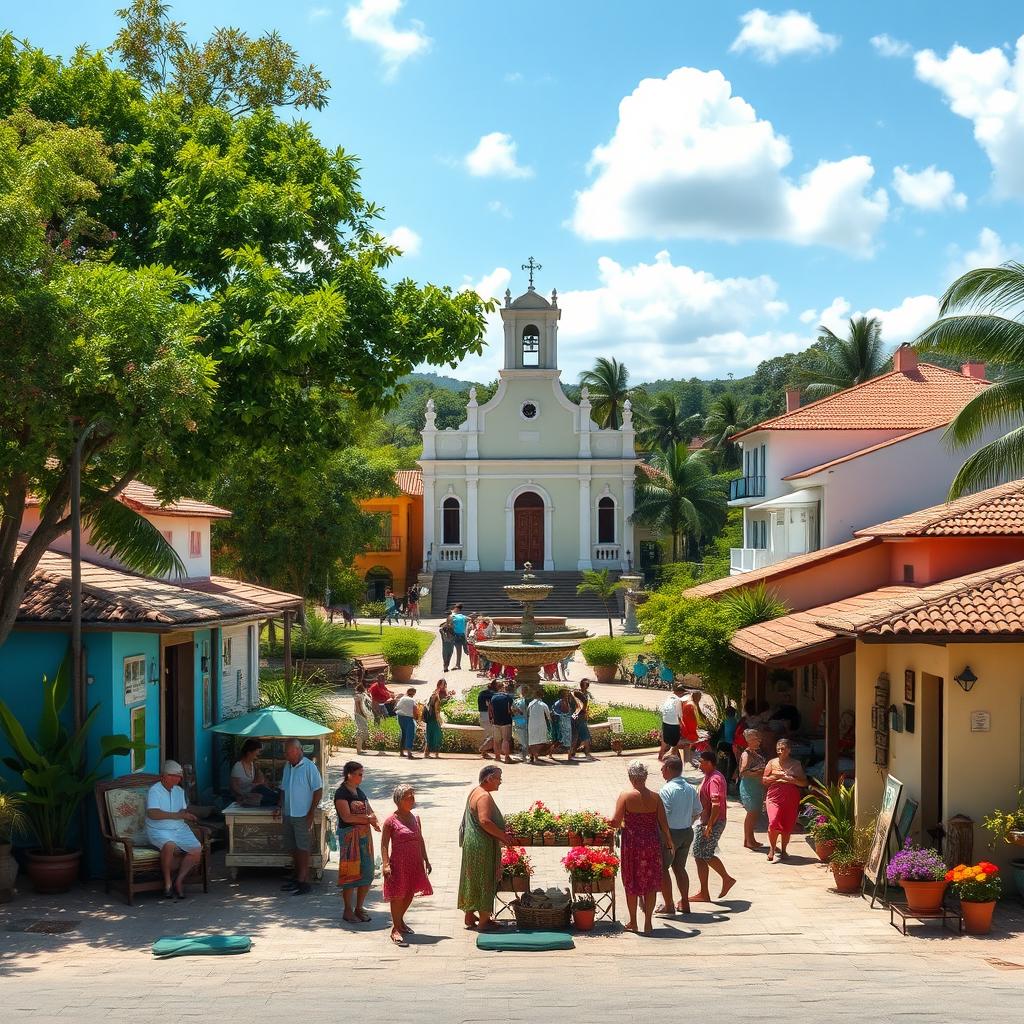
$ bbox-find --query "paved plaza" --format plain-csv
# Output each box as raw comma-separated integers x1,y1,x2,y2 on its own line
4,626,1024,1021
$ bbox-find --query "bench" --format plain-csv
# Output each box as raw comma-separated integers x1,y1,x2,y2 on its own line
353,654,389,687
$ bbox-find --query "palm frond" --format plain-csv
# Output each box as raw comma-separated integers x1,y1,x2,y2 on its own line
915,314,1024,365
942,375,1024,448
947,425,1024,498
939,262,1024,316
85,497,186,578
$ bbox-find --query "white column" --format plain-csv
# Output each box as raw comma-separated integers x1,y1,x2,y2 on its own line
578,477,593,570
543,498,554,571
465,475,480,572
621,474,635,572
422,475,435,570
504,493,515,571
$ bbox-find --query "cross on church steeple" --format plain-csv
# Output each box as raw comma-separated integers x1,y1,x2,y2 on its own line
521,256,542,290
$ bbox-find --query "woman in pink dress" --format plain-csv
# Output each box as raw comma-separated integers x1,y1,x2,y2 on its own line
762,738,808,862
380,784,433,946
610,760,674,934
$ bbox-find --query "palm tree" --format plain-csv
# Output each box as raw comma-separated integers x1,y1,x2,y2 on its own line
703,394,752,470
576,568,628,637
579,357,638,430
632,445,728,562
794,316,889,399
635,392,702,452
915,262,1023,496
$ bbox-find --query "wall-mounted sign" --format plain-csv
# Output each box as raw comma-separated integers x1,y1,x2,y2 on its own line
904,669,916,703
970,710,992,733
123,655,146,706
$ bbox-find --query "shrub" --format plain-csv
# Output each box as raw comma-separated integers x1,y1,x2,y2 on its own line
380,629,424,667
360,600,386,620
259,670,335,726
293,606,351,659
580,637,626,667
439,699,478,726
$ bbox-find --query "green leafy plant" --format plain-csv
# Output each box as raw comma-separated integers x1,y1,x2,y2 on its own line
576,570,628,637
572,895,596,911
0,787,26,843
259,670,334,726
0,656,142,854
580,636,627,667
982,790,1024,846
360,601,387,620
802,778,855,832
830,825,873,868
380,629,424,668
292,606,351,659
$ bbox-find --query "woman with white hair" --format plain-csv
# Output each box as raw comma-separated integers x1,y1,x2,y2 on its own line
738,728,766,850
381,784,433,946
609,760,674,934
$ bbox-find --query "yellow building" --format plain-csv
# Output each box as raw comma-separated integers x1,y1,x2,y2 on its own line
353,470,424,600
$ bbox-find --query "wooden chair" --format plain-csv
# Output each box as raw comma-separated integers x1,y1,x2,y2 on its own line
353,654,389,687
95,773,211,906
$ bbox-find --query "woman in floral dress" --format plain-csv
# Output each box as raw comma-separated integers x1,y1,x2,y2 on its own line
610,760,674,934
381,784,433,946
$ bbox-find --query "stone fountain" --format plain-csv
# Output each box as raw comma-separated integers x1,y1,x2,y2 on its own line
473,563,590,697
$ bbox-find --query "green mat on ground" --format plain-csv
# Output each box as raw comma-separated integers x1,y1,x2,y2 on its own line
476,930,575,952
152,935,252,958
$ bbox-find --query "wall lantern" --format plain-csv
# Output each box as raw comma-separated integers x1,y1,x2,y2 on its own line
954,666,978,693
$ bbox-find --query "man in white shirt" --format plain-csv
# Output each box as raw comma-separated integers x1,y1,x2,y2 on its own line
656,755,701,915
145,759,202,899
276,739,323,895
658,684,686,761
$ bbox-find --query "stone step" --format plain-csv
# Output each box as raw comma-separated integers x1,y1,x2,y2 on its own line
440,571,624,618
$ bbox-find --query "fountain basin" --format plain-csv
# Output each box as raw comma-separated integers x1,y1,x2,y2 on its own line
473,639,582,667
501,583,554,603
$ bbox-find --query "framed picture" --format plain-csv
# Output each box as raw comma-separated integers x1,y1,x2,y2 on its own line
202,673,212,729
864,775,903,884
904,670,915,703
123,654,146,706
130,705,146,772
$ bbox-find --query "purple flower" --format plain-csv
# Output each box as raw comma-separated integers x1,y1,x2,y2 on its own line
885,840,947,883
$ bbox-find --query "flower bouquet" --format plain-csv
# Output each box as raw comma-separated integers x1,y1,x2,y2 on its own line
500,846,534,892
886,840,949,913
562,845,620,893
947,861,1002,934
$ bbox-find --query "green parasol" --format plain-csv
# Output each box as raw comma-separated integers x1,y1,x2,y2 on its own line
210,705,331,738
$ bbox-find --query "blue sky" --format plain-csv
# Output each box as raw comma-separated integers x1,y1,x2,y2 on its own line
10,1,1024,382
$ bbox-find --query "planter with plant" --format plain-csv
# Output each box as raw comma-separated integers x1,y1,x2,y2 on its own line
580,637,626,684
0,659,141,893
562,845,620,893
499,847,534,893
829,824,871,894
380,629,424,684
947,861,1002,935
886,840,949,912
0,788,25,901
572,894,596,931
982,792,1024,897
802,778,855,863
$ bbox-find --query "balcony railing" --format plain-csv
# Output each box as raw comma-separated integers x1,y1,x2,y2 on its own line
437,544,464,563
729,476,766,501
367,535,402,553
730,547,772,574
593,543,621,563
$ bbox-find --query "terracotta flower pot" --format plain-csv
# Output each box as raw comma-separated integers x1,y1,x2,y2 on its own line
815,839,836,863
26,849,81,894
389,663,415,683
582,834,596,846
961,899,996,935
573,908,596,931
543,831,556,847
501,875,529,893
830,862,864,894
591,665,617,683
902,879,948,913
567,831,581,846
520,834,533,846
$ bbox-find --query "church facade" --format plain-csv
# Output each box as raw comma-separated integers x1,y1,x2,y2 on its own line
418,277,640,573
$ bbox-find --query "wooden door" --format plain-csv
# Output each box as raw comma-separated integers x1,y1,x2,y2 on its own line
163,641,195,771
514,491,544,567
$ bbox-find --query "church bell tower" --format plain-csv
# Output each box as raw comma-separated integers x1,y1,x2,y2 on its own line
501,257,561,372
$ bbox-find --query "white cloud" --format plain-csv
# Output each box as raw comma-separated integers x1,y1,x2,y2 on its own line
308,6,333,20
914,36,1024,197
465,132,533,179
871,34,910,58
947,226,1024,279
344,0,429,78
487,199,512,219
813,293,938,344
504,72,523,84
463,266,512,302
730,9,839,63
571,67,888,255
892,165,966,211
385,225,421,257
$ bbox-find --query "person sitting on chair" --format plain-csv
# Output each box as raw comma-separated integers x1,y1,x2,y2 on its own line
146,760,202,900
230,739,280,806
632,654,649,686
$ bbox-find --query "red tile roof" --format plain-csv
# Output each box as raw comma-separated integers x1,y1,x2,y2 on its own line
857,480,1024,538
733,364,988,439
783,426,943,481
683,536,881,599
395,469,423,497
27,479,231,519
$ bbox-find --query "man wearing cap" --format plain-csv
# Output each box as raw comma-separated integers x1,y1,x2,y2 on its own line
146,760,202,899
276,738,323,895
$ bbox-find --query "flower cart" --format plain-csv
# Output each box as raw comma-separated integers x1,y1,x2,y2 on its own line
494,847,534,920
562,845,620,924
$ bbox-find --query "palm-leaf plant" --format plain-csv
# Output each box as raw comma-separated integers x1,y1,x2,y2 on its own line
579,357,640,430
721,583,790,629
635,392,702,452
259,670,334,726
801,778,855,842
702,394,753,469
0,654,143,854
576,569,628,637
793,316,889,400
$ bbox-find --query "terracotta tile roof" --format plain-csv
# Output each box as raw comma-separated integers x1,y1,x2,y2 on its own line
17,546,300,627
688,436,708,451
27,479,231,519
857,480,1024,538
395,469,423,497
638,462,666,481
683,536,881,599
783,426,943,481
733,364,988,439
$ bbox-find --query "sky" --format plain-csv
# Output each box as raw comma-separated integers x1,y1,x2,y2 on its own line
10,1,1024,384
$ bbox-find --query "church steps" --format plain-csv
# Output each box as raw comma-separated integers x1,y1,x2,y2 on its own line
440,571,624,618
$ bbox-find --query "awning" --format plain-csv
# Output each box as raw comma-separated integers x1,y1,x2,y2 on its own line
210,705,332,738
750,488,821,510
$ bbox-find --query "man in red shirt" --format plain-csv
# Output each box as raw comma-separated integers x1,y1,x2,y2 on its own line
368,678,397,724
691,749,736,903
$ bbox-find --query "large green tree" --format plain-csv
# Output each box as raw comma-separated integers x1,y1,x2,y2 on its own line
703,394,753,470
635,392,702,452
0,12,490,648
793,316,889,400
579,356,640,430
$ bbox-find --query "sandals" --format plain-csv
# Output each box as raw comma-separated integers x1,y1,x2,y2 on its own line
355,909,371,923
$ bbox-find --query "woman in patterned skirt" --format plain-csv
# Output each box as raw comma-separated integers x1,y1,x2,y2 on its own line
610,760,674,934
381,784,433,946
457,765,512,931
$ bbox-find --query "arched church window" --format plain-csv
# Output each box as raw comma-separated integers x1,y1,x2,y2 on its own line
597,496,615,544
442,497,461,544
521,324,540,367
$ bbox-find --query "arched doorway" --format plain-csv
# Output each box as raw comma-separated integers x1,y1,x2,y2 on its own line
514,491,544,567
364,565,393,601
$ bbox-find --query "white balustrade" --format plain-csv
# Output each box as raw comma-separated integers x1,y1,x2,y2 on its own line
438,544,464,563
593,544,621,562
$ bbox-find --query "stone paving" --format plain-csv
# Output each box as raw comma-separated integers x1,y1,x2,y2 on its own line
4,622,1024,1021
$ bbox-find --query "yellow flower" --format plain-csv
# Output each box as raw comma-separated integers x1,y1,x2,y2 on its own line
977,873,987,882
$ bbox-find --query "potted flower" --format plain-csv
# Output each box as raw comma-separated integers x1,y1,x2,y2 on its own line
500,847,534,893
0,788,25,902
562,845,620,893
947,861,1002,934
380,629,424,684
579,637,626,684
982,793,1024,897
829,825,871,894
0,661,141,893
802,779,854,863
372,728,389,754
886,840,949,912
572,895,596,931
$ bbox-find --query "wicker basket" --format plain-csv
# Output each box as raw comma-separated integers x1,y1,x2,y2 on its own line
511,899,571,930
